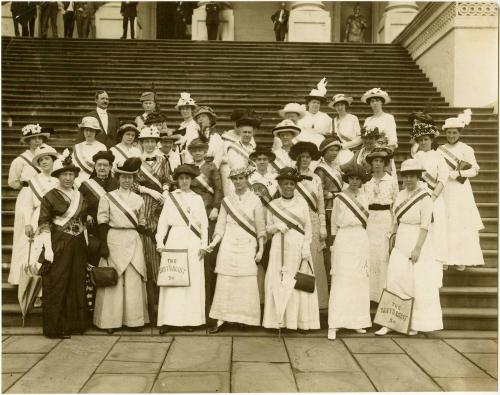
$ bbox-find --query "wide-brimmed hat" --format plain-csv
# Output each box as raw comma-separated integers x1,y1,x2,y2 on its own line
408,111,434,125
138,126,161,140
52,149,80,177
144,112,167,126
361,88,391,104
319,136,342,154
115,157,142,175
175,92,197,109
289,141,320,161
305,77,328,103
278,103,307,119
275,167,301,182
32,144,59,166
328,94,353,109
411,123,440,140
272,119,301,137
229,166,255,178
160,129,181,141
173,164,200,180
341,163,369,184
20,123,51,143
442,109,472,130
235,113,262,128
366,149,391,164
140,91,155,102
92,150,115,164
249,145,276,162
360,126,381,139
117,123,140,142
193,106,217,123
187,138,209,152
78,116,101,132
400,158,424,174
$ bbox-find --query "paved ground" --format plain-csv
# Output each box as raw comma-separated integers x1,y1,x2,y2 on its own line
1,327,498,393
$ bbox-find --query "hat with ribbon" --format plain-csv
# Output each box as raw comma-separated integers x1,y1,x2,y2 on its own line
175,92,197,109
442,109,472,130
275,167,302,182
78,116,101,132
411,123,440,140
173,164,200,180
115,157,142,175
20,123,51,143
138,126,161,140
361,88,391,104
400,158,425,174
278,103,307,119
187,138,209,152
289,141,321,161
140,91,155,102
249,145,276,162
193,106,217,123
51,148,80,177
319,136,342,154
272,119,301,137
328,93,354,109
117,123,140,142
92,150,115,164
32,144,59,166
160,128,181,141
229,166,255,179
305,77,328,103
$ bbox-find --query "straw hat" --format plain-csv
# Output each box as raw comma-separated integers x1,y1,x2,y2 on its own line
78,116,101,132
193,106,217,123
319,136,342,154
32,144,59,166
272,119,301,137
361,88,391,104
138,126,161,140
442,109,472,130
278,103,307,119
400,158,424,174
229,166,255,178
328,94,353,109
20,123,51,143
117,123,140,142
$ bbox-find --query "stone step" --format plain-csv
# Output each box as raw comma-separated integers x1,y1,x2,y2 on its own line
440,307,498,331
443,267,498,287
440,286,498,308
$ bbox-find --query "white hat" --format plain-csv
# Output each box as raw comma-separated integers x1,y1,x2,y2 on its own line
305,77,328,102
32,144,59,166
442,109,472,130
272,119,301,137
361,88,391,104
328,93,353,109
175,92,197,109
20,124,50,143
138,126,161,140
278,103,307,119
400,158,424,173
78,116,101,131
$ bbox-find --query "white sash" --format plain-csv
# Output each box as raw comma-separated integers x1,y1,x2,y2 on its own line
222,197,257,239
438,146,460,171
422,171,438,190
296,181,318,212
111,145,130,163
106,190,139,228
227,142,251,162
394,188,430,223
73,144,94,175
29,177,52,204
315,163,343,191
19,152,40,173
336,192,369,228
267,200,305,235
140,163,163,190
194,173,214,194
81,179,107,200
53,191,83,228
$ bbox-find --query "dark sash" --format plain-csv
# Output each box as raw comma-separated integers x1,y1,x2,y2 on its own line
221,198,257,239
105,191,139,228
296,181,318,212
19,153,40,173
168,192,202,239
336,192,369,229
394,188,430,224
267,200,305,235
314,163,343,192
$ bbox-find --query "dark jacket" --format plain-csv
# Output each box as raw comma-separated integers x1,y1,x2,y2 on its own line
120,1,138,17
205,3,219,25
191,162,223,214
76,110,120,149
271,8,289,29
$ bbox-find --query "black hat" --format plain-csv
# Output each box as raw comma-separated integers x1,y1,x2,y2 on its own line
236,115,262,128
117,123,140,142
173,164,200,180
366,149,391,164
92,150,115,164
115,157,142,175
144,112,167,125
188,138,209,151
408,111,435,125
230,108,251,122
289,141,321,161
249,146,276,162
275,167,301,182
52,150,81,178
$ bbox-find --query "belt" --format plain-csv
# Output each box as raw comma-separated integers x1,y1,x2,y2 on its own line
369,204,391,211
21,181,29,187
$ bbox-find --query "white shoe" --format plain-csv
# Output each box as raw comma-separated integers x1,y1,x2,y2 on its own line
355,329,367,334
442,264,449,270
375,327,392,336
408,330,418,336
456,265,466,271
328,328,337,340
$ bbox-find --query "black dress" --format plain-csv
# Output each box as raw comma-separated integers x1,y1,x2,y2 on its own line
38,188,89,337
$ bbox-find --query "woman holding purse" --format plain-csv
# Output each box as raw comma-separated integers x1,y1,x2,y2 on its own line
155,164,209,334
93,158,149,334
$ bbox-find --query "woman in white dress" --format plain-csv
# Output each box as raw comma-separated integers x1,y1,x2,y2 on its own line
439,111,484,270
110,123,142,169
93,158,149,334
376,158,443,336
289,142,329,309
207,166,266,333
328,94,360,165
411,123,449,267
271,120,299,173
263,167,320,332
8,124,52,285
155,164,209,333
135,91,158,130
175,92,199,164
328,165,371,340
364,149,399,302
273,102,306,151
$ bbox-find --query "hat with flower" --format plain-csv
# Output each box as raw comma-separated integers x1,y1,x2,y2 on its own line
361,88,391,104
305,77,328,103
272,119,301,137
52,148,80,177
278,103,307,119
328,93,354,109
442,109,472,130
20,123,51,143
229,166,255,179
175,92,197,109
411,123,440,140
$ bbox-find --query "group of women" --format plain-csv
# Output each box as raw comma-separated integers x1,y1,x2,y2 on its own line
7,81,484,339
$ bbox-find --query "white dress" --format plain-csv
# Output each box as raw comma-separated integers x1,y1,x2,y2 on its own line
110,143,142,169
439,142,484,267
364,173,399,302
333,113,360,165
176,118,200,164
298,111,333,136
329,192,372,329
263,195,320,330
414,149,449,266
72,140,106,186
222,140,254,196
386,189,443,332
209,191,265,326
155,189,208,327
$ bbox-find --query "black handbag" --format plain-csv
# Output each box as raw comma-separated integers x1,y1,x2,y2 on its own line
294,260,315,293
90,259,118,287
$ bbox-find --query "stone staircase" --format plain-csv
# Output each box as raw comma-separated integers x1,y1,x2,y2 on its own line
1,37,497,329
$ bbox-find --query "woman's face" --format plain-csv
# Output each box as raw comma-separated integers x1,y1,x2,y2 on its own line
403,173,419,190
142,100,156,112
59,171,76,189
28,136,44,150
363,136,377,149
334,102,347,114
95,159,111,179
348,175,362,189
83,128,97,142
446,128,460,144
231,174,248,191
308,99,321,113
161,139,174,154
240,126,253,144
255,155,269,172
38,155,54,172
141,138,157,154
196,114,211,128
121,131,136,145
416,135,433,151
279,179,296,197
190,148,206,162
323,146,340,163
180,106,193,120
371,157,385,173
369,97,383,113
298,152,312,170
119,173,134,189
285,112,300,123
177,174,192,190
278,131,294,146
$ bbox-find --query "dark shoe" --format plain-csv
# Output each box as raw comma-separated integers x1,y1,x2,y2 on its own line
182,326,195,332
120,36,126,39
106,328,114,335
297,329,309,335
159,326,168,335
208,323,224,334
46,334,70,339
128,326,143,332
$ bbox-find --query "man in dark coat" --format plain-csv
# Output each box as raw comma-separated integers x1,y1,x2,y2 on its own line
39,1,59,38
77,91,120,148
205,2,219,40
173,1,187,39
120,1,138,39
10,1,26,37
62,2,76,38
271,2,289,42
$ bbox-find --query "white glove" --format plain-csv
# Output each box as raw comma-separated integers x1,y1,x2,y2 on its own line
208,208,219,221
276,222,289,233
156,244,165,252
39,232,54,262
449,170,459,180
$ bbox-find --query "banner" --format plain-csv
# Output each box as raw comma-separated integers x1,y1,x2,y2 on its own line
374,288,414,334
157,249,190,287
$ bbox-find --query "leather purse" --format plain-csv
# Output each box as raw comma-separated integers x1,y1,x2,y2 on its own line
294,260,315,293
90,259,118,287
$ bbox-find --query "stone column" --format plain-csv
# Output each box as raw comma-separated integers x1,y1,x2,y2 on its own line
288,1,331,42
192,1,234,41
378,1,418,43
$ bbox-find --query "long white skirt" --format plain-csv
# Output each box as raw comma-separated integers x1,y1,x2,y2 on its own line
209,275,261,326
367,210,393,302
329,226,372,329
93,264,149,329
443,179,484,267
386,223,443,332
431,195,448,265
9,187,31,285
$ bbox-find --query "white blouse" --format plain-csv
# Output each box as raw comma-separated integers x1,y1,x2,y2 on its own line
439,142,479,178
8,150,40,189
333,113,361,149
364,173,399,206
363,112,398,148
271,148,296,172
298,111,333,136
393,188,433,229
331,192,369,234
414,150,449,186
248,171,278,197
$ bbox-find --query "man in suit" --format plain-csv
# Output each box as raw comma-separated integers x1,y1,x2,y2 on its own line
62,2,76,38
120,1,138,39
77,91,119,148
205,2,219,41
75,2,89,38
271,2,289,42
39,1,60,38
